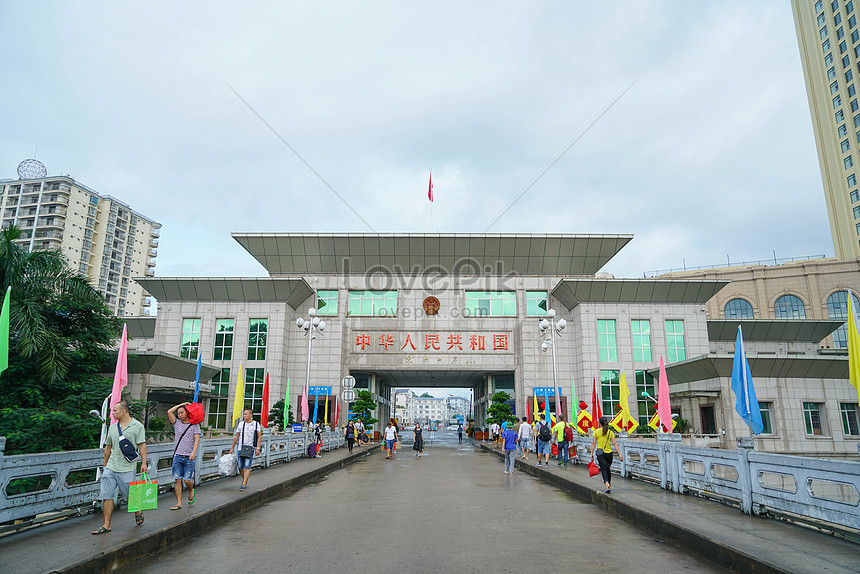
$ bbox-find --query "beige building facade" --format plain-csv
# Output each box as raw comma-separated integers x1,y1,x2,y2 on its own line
0,169,161,316
791,0,860,259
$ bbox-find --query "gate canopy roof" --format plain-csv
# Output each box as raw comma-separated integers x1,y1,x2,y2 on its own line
231,233,633,276
134,277,313,309
551,278,728,309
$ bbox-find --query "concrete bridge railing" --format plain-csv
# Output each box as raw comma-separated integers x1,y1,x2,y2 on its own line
0,430,345,525
552,433,860,531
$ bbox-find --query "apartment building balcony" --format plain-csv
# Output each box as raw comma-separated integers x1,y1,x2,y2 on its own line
150,229,160,238
144,271,155,278
19,195,39,206
40,206,68,217
36,218,65,230
146,259,156,267
147,249,157,257
34,230,63,240
42,195,70,206
149,239,158,248
6,185,21,195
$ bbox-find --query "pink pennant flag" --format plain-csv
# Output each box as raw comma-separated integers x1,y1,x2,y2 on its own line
109,324,128,423
657,355,672,433
301,383,309,422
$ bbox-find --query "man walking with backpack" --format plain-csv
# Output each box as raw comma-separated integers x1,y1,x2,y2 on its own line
552,415,572,468
534,414,552,467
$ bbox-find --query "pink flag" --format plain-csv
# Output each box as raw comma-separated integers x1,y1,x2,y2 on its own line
109,324,128,423
301,383,309,422
657,355,672,433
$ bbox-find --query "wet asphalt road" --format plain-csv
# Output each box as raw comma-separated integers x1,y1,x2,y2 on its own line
127,431,726,574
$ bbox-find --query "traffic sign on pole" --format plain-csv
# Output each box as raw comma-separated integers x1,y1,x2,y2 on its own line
341,389,356,401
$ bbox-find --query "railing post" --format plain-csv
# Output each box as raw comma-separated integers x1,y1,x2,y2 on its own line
264,427,272,468
619,433,628,478
737,436,754,514
657,433,681,492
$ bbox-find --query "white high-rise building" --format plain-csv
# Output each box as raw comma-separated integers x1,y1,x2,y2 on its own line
0,160,161,316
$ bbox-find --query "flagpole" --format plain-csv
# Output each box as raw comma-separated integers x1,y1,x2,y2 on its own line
738,326,753,438
429,169,434,232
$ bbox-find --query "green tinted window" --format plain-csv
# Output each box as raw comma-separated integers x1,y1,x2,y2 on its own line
247,319,268,361
526,291,548,316
665,320,686,362
631,320,652,362
180,318,202,359
214,319,234,361
600,369,620,415
347,291,397,316
465,291,517,316
597,320,617,362
317,290,339,316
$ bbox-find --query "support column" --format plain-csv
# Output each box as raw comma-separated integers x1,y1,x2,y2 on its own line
657,433,682,492
737,436,755,514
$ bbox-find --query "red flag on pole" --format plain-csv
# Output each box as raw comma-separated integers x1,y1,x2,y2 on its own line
334,397,340,427
261,371,270,428
591,375,602,429
109,324,129,423
428,171,433,202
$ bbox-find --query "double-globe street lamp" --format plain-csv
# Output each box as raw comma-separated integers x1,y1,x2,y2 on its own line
539,309,567,415
296,307,326,423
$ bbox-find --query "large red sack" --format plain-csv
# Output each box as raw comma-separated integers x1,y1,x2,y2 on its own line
185,402,205,424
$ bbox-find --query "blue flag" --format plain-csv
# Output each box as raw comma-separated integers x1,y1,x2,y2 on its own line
544,389,550,423
312,392,319,424
731,326,764,435
193,353,202,403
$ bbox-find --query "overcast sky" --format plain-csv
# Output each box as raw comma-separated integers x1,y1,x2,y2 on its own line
1,2,829,282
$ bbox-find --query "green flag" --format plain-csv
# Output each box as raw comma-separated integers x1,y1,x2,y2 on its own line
0,286,10,375
284,376,290,428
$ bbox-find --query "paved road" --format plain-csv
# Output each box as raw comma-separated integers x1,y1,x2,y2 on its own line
128,431,726,573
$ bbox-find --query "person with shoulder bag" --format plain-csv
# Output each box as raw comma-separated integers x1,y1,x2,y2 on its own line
92,400,147,534
228,408,262,491
590,416,623,493
167,401,201,510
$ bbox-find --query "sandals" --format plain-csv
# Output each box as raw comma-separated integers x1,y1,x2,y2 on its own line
135,512,144,526
91,526,111,535
170,505,182,511
187,488,195,506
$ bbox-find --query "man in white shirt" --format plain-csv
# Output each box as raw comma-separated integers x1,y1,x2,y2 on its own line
490,422,500,447
517,417,532,460
383,418,398,459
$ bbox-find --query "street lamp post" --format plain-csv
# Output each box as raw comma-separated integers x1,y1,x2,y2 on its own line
296,307,326,423
539,309,566,415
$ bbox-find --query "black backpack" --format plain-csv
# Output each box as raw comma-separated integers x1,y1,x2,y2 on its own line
538,421,551,442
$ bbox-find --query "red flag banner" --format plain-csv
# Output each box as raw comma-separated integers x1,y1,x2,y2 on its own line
261,371,270,428
428,172,433,202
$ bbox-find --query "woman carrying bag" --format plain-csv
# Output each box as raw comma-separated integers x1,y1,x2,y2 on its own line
413,423,424,457
590,416,623,494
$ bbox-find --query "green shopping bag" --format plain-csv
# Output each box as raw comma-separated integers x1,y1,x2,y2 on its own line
128,473,158,512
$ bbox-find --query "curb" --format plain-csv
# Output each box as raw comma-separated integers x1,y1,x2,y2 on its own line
479,444,788,574
58,447,378,574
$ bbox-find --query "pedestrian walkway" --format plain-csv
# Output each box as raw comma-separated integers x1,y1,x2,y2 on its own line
0,443,373,574
480,443,860,574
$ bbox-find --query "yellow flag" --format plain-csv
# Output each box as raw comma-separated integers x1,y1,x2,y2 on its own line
231,362,245,428
324,394,330,426
533,392,539,423
618,369,636,428
848,293,860,406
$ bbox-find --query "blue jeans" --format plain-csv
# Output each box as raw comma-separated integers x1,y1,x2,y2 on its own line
171,455,195,480
557,440,569,464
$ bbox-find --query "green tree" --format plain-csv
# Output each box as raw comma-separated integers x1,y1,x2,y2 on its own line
486,391,515,425
0,226,123,454
268,399,294,432
351,390,378,427
420,392,433,398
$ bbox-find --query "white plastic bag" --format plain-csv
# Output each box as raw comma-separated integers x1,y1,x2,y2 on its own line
219,452,238,476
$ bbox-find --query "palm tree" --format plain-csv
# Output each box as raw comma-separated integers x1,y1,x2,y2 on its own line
0,225,120,383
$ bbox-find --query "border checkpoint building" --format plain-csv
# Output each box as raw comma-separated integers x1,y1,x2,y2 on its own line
125,232,858,458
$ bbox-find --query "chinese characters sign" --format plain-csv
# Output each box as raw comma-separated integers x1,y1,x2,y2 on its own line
353,332,513,353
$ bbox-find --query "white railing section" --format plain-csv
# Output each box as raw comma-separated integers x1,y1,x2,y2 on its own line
0,430,345,524
517,433,860,531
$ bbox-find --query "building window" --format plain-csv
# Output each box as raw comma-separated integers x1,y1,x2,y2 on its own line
180,318,202,359
837,109,845,122
841,403,860,435
597,319,618,362
827,291,860,348
317,290,339,316
843,139,852,152
827,52,835,65
853,29,860,42
526,291,548,316
855,205,860,217
834,0,840,11
665,320,686,362
832,80,841,94
759,402,773,435
818,0,825,12
635,370,656,426
848,69,855,82
849,0,855,13
852,189,860,202
849,173,858,185
853,98,859,111
463,291,515,317
724,298,754,319
348,290,398,316
845,54,852,68
244,368,266,418
207,368,230,430
820,11,828,26
773,294,806,319
853,14,859,29
840,123,849,137
213,319,234,360
829,65,837,80
848,155,855,168
600,369,620,416
824,38,832,53
631,319,652,362
247,319,268,360
834,94,843,109
803,402,826,435
842,40,849,53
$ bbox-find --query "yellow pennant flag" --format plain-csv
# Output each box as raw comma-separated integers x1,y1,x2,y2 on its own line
848,292,860,406
618,369,636,429
324,394,330,426
533,392,539,423
231,362,245,428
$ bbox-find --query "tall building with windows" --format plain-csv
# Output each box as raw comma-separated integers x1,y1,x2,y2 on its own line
791,0,860,259
0,161,161,316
